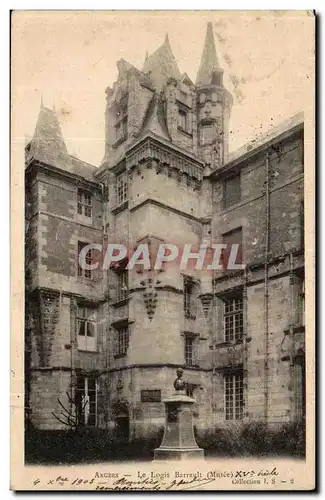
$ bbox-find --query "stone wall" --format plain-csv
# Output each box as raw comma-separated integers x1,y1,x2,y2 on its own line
208,128,304,427
104,366,212,438
211,132,304,267
29,370,71,429
35,171,104,299
25,114,304,434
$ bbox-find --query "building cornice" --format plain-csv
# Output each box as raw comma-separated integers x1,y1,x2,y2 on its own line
95,133,205,181
210,117,304,181
26,286,107,304
29,363,212,373
126,134,204,180
129,197,201,222
104,363,212,374
25,160,101,191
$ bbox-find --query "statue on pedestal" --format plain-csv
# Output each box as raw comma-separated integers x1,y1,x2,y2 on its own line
153,369,205,461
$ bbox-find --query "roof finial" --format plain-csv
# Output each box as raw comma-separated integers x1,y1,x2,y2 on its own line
145,50,149,61
53,101,56,112
164,33,170,44
40,93,44,109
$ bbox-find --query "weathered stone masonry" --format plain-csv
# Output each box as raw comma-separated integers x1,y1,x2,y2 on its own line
25,23,305,436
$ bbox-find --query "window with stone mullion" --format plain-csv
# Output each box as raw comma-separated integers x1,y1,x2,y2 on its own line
224,295,243,342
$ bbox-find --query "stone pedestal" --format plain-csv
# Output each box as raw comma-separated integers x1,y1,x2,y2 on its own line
154,391,205,461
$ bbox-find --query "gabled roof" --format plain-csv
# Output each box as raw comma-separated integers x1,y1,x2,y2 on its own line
139,93,170,141
180,72,194,87
117,58,153,88
196,22,223,86
142,34,181,90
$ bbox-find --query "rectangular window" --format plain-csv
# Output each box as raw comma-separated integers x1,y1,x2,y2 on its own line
115,325,129,356
103,184,110,203
116,270,128,302
293,357,305,420
77,189,92,218
184,335,195,366
116,116,128,142
75,376,97,426
116,172,128,206
178,108,187,131
223,294,243,343
224,174,241,209
77,306,97,351
77,241,94,279
224,372,244,421
183,277,196,318
199,125,214,146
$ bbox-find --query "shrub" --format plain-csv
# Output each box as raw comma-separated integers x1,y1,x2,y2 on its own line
270,420,306,457
25,421,305,464
196,420,305,458
25,426,165,464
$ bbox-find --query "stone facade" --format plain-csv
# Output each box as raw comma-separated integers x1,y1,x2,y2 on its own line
25,23,305,437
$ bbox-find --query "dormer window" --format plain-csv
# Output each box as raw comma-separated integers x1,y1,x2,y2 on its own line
115,103,128,143
116,116,127,142
178,108,187,130
178,105,192,135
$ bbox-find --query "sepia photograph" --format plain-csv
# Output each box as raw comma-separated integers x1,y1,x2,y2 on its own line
11,10,315,491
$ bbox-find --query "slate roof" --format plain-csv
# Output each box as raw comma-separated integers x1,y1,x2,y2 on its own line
196,22,223,86
26,103,97,181
226,112,304,167
142,34,181,90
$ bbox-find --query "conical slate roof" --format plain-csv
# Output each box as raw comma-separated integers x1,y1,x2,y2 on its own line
143,34,181,90
196,22,222,86
28,102,70,169
27,102,97,179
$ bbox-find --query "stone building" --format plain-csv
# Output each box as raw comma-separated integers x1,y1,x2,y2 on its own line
25,23,305,438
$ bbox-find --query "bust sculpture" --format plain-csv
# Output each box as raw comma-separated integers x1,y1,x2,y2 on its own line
173,368,187,391
154,367,204,460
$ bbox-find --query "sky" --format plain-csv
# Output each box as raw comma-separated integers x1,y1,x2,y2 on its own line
12,10,314,166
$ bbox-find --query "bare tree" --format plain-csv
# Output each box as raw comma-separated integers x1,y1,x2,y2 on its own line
52,391,88,429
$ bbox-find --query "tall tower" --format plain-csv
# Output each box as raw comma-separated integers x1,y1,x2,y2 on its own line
196,22,233,168
97,32,217,438
95,24,234,438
